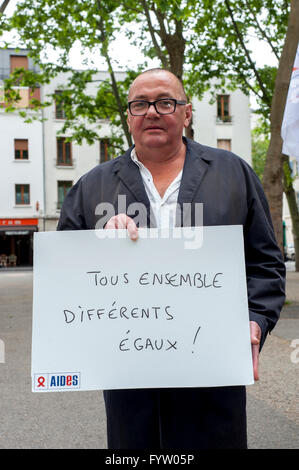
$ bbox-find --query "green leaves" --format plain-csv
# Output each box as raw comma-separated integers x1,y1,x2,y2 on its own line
0,0,291,149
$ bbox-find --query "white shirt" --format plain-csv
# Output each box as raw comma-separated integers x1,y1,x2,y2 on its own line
131,148,182,228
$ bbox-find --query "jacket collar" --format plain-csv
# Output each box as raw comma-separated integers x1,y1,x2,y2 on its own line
178,137,212,205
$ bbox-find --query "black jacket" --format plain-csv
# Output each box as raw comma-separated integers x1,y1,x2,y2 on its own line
58,137,286,348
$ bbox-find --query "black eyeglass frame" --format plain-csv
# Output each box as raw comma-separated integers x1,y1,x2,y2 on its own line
127,98,187,116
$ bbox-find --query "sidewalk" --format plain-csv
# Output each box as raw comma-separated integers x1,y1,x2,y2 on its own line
246,269,299,448
285,270,299,303
0,268,298,448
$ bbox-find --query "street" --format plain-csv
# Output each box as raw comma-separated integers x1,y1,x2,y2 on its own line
0,269,298,449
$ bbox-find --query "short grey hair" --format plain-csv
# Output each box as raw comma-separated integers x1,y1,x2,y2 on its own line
128,68,188,101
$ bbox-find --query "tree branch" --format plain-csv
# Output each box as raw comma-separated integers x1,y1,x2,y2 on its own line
244,0,280,60
95,4,132,147
140,0,169,68
0,0,10,14
224,0,272,106
152,4,169,46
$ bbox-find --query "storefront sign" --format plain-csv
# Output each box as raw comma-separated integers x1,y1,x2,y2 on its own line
0,219,38,226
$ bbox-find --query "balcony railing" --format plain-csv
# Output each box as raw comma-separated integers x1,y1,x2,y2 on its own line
0,67,40,81
216,115,233,124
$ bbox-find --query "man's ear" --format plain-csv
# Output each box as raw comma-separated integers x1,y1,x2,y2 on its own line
183,103,192,128
127,109,131,133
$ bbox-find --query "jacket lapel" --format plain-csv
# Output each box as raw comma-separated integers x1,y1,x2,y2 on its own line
114,147,155,227
177,139,212,226
114,140,212,228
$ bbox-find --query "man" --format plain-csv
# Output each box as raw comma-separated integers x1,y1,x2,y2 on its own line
58,68,285,449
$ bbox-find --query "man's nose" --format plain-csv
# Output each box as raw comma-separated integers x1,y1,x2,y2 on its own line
145,103,160,117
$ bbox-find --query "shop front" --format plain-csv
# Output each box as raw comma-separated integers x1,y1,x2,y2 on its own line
0,219,38,267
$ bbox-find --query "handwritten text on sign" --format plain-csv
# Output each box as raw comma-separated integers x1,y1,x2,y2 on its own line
31,226,253,392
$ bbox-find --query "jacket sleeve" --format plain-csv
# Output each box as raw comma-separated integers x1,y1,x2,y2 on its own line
243,165,286,349
57,177,87,231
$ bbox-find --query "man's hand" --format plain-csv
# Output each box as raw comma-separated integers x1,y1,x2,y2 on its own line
250,321,262,381
105,214,138,241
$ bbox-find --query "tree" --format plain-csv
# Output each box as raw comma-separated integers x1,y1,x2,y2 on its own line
188,0,299,258
120,0,299,257
0,1,137,152
0,0,216,147
1,0,298,256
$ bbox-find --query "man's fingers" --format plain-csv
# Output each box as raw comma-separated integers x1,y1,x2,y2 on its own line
105,214,138,241
127,218,138,240
252,343,259,381
250,321,261,381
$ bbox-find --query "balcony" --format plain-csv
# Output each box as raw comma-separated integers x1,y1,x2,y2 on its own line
0,66,39,81
216,115,233,124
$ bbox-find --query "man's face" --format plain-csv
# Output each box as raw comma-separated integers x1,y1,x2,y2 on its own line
127,71,192,151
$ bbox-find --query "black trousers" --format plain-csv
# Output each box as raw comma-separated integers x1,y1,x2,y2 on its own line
103,386,247,449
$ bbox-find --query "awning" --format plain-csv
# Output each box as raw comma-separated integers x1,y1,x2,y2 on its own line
0,225,38,234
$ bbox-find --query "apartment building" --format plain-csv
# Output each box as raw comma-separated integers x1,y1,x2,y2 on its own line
42,70,116,231
0,49,43,267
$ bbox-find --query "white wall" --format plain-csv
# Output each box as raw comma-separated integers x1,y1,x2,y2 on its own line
192,88,252,165
0,109,44,219
42,71,123,229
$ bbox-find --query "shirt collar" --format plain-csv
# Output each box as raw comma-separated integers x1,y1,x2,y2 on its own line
130,147,141,167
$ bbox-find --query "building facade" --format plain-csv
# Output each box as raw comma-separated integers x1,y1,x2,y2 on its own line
41,70,116,231
0,49,43,267
193,89,252,165
0,48,252,266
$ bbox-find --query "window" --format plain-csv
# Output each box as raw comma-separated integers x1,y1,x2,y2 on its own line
57,137,72,165
10,56,29,90
57,181,72,209
8,55,40,108
10,55,28,73
55,90,66,119
14,139,29,160
217,95,231,122
100,139,111,163
15,184,30,205
217,139,231,151
13,88,30,108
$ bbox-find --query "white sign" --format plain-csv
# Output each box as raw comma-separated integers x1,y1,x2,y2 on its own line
31,226,254,392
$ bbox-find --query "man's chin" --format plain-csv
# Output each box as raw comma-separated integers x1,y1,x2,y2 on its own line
142,136,168,148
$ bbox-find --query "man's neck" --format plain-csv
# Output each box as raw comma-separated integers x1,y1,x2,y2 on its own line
134,141,187,198
134,140,186,174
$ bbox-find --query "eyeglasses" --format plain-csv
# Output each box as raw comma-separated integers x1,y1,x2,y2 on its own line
128,98,187,116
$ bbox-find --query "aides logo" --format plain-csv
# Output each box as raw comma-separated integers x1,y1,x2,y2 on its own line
33,372,80,392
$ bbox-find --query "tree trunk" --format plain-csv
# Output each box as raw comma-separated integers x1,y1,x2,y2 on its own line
96,7,133,148
262,0,299,253
106,54,133,148
283,155,299,271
